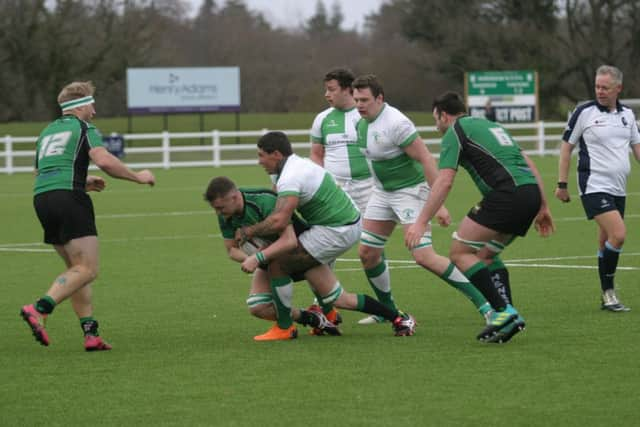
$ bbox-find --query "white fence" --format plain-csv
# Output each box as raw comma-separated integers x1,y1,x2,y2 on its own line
0,122,568,174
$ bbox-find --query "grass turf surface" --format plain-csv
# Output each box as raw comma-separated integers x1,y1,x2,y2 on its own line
1,157,639,426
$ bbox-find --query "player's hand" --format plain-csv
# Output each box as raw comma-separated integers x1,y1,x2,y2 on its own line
405,223,427,250
137,169,155,186
234,227,249,247
534,207,555,237
435,205,451,227
85,175,106,192
554,188,570,203
241,255,259,274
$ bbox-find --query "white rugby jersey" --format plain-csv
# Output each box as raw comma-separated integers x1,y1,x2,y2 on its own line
563,100,640,196
356,103,423,191
310,107,371,181
276,154,359,226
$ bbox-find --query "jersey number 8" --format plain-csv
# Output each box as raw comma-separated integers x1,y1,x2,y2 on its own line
489,127,514,147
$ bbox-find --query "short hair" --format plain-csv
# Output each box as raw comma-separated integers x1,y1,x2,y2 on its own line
596,65,623,85
257,131,293,156
324,68,355,91
352,74,384,98
203,176,237,202
57,81,95,105
432,91,467,116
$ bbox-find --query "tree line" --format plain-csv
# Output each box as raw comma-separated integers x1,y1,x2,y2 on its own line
1,0,638,122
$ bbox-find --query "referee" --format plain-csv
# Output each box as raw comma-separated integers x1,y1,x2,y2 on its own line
556,65,640,312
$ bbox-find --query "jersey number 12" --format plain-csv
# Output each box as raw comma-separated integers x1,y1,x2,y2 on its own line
38,131,72,160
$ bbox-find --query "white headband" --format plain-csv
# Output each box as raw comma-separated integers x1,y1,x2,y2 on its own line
60,95,95,111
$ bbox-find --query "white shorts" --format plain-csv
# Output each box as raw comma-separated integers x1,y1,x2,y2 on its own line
334,177,374,215
299,218,362,264
364,182,430,225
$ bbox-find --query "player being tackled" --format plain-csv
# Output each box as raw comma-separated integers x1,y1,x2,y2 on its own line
236,132,417,339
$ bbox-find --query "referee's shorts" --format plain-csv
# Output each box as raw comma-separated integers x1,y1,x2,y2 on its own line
580,192,626,220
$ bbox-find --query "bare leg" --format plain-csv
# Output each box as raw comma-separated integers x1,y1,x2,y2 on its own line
47,236,99,305
70,285,93,319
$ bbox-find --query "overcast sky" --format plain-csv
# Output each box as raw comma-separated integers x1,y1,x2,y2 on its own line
187,0,388,31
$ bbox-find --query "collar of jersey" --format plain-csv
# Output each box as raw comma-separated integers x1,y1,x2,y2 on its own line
595,99,623,113
336,105,357,113
367,103,387,123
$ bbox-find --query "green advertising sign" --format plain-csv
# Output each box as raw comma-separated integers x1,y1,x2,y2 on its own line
467,70,535,95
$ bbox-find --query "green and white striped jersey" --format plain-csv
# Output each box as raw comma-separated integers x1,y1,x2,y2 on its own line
311,106,371,181
277,154,360,226
356,103,423,191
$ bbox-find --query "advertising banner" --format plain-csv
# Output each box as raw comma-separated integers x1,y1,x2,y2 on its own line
465,70,538,122
127,67,241,113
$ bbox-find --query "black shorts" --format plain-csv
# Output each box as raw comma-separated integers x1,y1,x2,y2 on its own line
580,192,626,220
33,190,97,245
467,184,541,236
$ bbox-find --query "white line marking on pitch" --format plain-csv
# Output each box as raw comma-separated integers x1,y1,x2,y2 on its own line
335,263,640,272
508,253,640,262
504,263,638,270
2,234,638,273
0,247,52,253
0,184,630,197
0,233,222,250
96,210,210,219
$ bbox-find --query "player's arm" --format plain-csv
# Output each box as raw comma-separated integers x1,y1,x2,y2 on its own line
89,146,155,186
259,224,298,260
309,114,325,166
417,168,455,223
310,143,325,167
630,119,640,161
240,225,298,273
223,238,247,263
523,153,550,209
523,152,555,237
403,135,451,226
405,168,456,249
403,136,439,187
239,195,298,242
85,175,106,192
632,143,640,162
554,141,574,202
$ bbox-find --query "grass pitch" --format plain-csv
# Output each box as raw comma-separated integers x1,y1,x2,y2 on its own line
1,157,639,426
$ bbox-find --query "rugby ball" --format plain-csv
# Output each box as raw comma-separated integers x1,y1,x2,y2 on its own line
240,237,270,255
